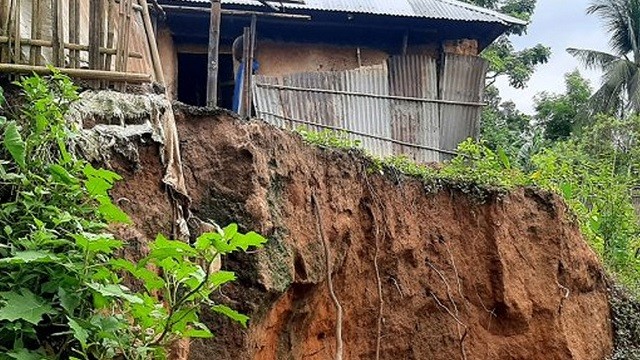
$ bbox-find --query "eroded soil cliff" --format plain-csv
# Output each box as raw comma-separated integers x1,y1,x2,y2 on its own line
110,107,613,360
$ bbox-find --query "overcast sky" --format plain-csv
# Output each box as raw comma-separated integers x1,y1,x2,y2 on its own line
495,0,610,114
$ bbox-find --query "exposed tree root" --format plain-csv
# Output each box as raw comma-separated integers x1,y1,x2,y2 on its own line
364,173,386,360
427,260,468,360
311,192,344,360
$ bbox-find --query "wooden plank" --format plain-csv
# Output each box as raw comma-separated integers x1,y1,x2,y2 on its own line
206,0,221,107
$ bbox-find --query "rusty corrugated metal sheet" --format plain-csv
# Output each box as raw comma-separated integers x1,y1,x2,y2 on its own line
388,55,439,162
439,53,487,160
169,0,526,25
253,54,486,162
340,64,391,158
254,65,392,158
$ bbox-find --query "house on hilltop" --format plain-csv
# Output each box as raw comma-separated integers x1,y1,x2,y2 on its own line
0,0,524,161
158,0,524,161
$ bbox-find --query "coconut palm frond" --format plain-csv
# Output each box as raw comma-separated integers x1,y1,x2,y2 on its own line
567,48,620,70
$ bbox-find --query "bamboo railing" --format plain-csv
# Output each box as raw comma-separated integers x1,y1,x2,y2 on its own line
0,0,164,88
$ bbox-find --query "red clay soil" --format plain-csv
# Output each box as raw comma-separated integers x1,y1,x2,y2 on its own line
111,107,614,360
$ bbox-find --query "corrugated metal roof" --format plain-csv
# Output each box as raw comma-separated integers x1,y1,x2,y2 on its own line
199,0,526,25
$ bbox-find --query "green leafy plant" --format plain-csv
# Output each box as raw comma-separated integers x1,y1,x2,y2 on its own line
0,72,266,359
296,127,362,150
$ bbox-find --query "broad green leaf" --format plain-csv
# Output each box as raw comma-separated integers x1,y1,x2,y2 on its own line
211,304,249,328
0,251,59,265
497,147,511,170
58,288,80,314
73,233,122,254
110,259,165,291
209,271,236,289
148,234,197,260
170,308,198,333
3,121,26,169
229,232,268,252
183,323,214,339
83,164,122,183
48,164,76,185
194,232,214,251
95,196,131,224
67,317,89,349
0,290,55,325
6,348,47,360
223,223,238,240
197,232,230,253
88,283,143,304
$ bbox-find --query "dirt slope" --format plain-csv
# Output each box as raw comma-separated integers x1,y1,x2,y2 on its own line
111,107,613,360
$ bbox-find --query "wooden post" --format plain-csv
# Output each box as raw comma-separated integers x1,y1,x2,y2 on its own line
14,0,20,62
206,0,221,108
104,0,116,70
52,0,64,66
69,0,77,67
139,0,165,85
241,15,256,118
29,0,40,65
89,0,101,69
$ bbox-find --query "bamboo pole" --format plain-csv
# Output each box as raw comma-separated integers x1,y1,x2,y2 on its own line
115,0,125,71
240,26,250,117
74,0,80,65
69,0,76,67
242,15,256,117
1,0,12,62
89,0,101,69
0,36,144,58
205,0,220,107
139,0,164,85
52,0,64,66
0,63,152,82
105,0,116,70
14,0,20,62
99,0,106,69
29,0,40,65
122,0,133,73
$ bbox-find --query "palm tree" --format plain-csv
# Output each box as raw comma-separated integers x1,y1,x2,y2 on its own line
567,0,640,115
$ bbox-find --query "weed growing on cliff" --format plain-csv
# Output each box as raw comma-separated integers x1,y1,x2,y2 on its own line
0,73,266,359
296,127,362,150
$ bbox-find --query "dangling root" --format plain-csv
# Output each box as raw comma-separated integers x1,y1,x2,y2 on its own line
311,192,344,360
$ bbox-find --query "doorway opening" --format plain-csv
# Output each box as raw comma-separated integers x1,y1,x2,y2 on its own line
177,52,235,109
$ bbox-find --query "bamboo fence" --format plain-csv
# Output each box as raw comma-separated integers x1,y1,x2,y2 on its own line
0,0,164,87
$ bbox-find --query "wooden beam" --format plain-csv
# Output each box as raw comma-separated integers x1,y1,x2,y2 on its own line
161,5,311,20
0,63,152,82
206,0,221,107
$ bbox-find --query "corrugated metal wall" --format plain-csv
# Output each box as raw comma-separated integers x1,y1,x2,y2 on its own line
253,53,486,162
439,54,488,160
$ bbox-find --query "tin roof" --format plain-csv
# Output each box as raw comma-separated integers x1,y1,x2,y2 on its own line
210,0,527,25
